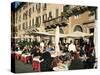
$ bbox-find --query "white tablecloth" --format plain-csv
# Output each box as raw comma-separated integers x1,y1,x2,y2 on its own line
33,56,41,62
53,65,68,71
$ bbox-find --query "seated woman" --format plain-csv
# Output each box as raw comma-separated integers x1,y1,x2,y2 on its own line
34,48,42,57
57,56,65,68
52,56,68,71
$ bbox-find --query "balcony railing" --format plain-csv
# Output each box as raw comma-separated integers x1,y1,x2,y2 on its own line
44,16,68,29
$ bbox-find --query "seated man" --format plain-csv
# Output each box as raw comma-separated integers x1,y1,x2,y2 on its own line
46,45,53,52
40,51,52,71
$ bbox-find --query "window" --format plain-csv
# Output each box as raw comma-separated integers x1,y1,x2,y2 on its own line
19,15,21,22
36,4,38,10
15,26,17,32
23,13,26,20
74,25,83,32
29,20,31,28
36,17,38,24
60,28,64,34
26,11,28,20
39,16,41,24
56,9,59,17
49,11,52,17
19,24,21,30
48,11,52,20
24,22,26,29
32,18,35,27
44,3,47,8
15,12,18,23
29,8,31,17
35,16,41,27
23,23,25,30
17,26,18,31
23,4,28,10
43,3,47,10
33,5,34,12
26,22,28,29
90,28,94,33
23,13,24,20
43,14,47,22
36,3,41,12
16,14,18,23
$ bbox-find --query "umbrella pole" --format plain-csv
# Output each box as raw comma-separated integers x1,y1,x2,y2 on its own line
55,26,60,56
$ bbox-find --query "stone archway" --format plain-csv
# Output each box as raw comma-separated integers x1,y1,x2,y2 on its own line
73,25,83,32
60,28,64,34
73,25,84,46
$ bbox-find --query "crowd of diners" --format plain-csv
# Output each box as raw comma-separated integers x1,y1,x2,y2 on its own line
11,36,97,72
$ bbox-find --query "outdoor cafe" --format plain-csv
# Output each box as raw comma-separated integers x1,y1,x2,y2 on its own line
11,26,97,72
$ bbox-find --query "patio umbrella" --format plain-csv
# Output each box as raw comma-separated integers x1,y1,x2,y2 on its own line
12,36,20,39
66,31,91,38
59,34,67,38
30,32,54,36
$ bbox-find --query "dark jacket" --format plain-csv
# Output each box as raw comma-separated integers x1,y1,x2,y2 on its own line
69,58,84,70
40,52,52,71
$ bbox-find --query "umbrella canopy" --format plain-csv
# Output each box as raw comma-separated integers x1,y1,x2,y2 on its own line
12,37,20,39
30,32,54,36
28,31,67,38
59,34,67,38
66,31,92,38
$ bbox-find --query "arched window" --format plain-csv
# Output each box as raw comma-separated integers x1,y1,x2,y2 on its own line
60,28,64,34
74,25,83,32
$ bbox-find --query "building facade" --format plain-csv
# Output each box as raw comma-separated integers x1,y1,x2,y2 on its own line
11,2,97,43
63,5,97,34
13,2,64,42
44,5,97,43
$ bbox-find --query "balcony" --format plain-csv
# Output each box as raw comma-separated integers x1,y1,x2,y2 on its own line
44,16,68,29
63,6,88,17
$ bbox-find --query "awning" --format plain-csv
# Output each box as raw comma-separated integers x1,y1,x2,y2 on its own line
30,32,54,36
66,31,93,38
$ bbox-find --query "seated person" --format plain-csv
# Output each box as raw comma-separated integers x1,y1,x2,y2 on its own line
46,45,54,52
22,46,29,54
15,44,20,51
40,51,52,71
69,52,84,70
34,48,42,57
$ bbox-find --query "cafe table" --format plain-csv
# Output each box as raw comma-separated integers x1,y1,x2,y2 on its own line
32,56,41,71
15,51,22,60
21,53,31,63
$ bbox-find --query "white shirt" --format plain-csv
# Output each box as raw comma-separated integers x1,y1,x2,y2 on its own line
40,42,45,52
68,43,76,52
40,42,44,48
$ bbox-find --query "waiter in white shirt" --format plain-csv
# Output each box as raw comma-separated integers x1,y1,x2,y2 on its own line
68,40,76,52
40,40,45,53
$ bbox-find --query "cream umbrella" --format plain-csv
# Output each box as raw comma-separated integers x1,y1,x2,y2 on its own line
66,31,91,38
31,32,53,36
